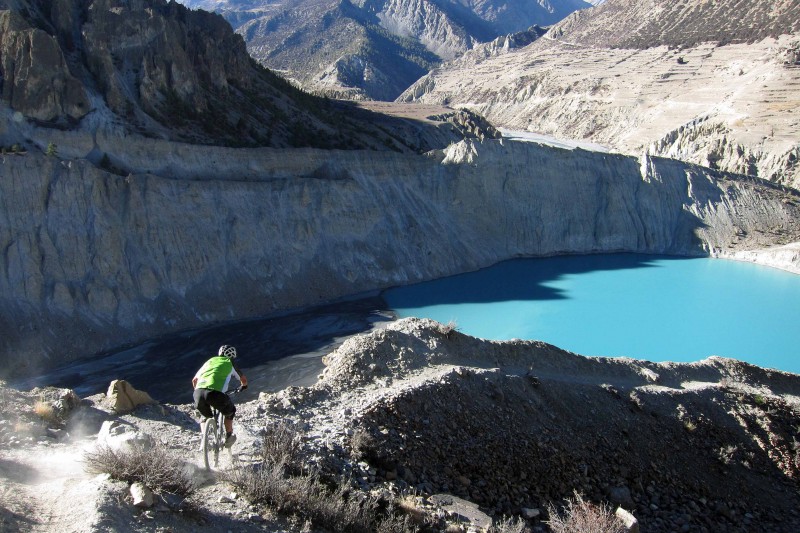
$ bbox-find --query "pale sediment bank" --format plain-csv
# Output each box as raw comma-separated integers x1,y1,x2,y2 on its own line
2,129,799,379
715,242,800,274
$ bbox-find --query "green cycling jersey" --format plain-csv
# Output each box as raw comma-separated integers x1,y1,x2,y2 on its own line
193,356,241,392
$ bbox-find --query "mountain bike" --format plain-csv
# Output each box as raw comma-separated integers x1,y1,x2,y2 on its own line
199,387,242,471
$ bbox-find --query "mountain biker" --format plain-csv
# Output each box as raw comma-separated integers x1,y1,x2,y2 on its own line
192,345,248,447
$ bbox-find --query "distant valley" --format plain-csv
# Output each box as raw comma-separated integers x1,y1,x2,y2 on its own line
403,0,800,188
178,0,595,100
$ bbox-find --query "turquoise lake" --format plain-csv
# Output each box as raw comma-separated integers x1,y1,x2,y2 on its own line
381,254,800,374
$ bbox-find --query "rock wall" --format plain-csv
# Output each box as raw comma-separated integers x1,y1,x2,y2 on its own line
0,9,89,122
1,136,799,379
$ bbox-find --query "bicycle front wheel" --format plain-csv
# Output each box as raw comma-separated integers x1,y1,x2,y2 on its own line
202,418,216,471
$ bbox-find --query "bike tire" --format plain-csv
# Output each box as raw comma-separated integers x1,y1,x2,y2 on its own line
214,412,224,468
202,417,216,471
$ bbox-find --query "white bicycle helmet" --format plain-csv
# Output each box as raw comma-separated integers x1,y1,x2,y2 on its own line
218,345,237,359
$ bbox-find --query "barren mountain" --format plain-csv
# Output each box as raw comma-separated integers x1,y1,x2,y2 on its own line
0,0,468,150
401,0,800,188
179,0,593,100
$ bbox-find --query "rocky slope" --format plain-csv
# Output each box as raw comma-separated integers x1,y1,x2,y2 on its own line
0,0,451,149
2,318,799,531
2,105,800,380
179,0,592,100
400,0,800,189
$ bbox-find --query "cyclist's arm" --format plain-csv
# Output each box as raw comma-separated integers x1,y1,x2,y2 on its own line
232,364,248,389
192,376,198,388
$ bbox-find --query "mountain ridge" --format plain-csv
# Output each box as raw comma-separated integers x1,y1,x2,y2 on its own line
0,0,467,150
179,0,593,100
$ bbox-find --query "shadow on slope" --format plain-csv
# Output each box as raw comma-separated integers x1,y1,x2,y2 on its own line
11,297,393,405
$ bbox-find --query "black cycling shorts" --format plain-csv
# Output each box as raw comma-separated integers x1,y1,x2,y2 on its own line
193,388,236,419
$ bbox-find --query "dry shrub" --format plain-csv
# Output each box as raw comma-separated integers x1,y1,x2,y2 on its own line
349,426,376,460
84,443,196,496
228,416,418,531
225,457,417,532
396,494,427,525
436,320,459,339
547,492,625,533
490,515,530,533
261,419,303,467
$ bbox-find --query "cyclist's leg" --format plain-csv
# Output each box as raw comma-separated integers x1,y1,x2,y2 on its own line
193,388,214,419
206,391,237,446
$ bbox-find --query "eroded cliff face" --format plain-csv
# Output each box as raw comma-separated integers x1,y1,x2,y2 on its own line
1,132,799,379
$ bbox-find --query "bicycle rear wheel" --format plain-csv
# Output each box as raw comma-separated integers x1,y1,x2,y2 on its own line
213,412,225,467
202,417,216,471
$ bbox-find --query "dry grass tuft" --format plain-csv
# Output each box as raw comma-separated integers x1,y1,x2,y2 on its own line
33,400,59,424
547,492,625,533
84,443,196,496
490,515,531,532
261,419,304,467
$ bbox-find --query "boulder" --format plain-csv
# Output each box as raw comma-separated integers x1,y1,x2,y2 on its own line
608,485,635,509
615,507,640,533
97,420,153,451
105,380,155,413
130,482,154,508
429,494,492,531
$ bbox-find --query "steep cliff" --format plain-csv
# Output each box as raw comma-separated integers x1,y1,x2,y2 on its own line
0,0,443,149
2,125,799,379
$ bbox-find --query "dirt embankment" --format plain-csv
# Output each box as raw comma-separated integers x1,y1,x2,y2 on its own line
264,318,800,532
2,318,799,532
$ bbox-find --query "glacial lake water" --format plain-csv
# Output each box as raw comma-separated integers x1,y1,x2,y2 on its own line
382,254,800,375
17,254,799,403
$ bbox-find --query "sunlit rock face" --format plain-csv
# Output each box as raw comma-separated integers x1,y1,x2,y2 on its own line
401,0,800,189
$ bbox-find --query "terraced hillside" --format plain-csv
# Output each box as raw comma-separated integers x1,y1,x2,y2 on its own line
401,0,800,188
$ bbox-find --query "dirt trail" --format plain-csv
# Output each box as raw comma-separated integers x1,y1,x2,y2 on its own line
0,440,102,532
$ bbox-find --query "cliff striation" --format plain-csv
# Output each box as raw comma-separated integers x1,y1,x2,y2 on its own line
1,123,799,379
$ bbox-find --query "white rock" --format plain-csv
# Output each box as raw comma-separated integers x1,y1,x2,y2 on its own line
615,507,640,533
130,482,154,508
522,507,541,519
